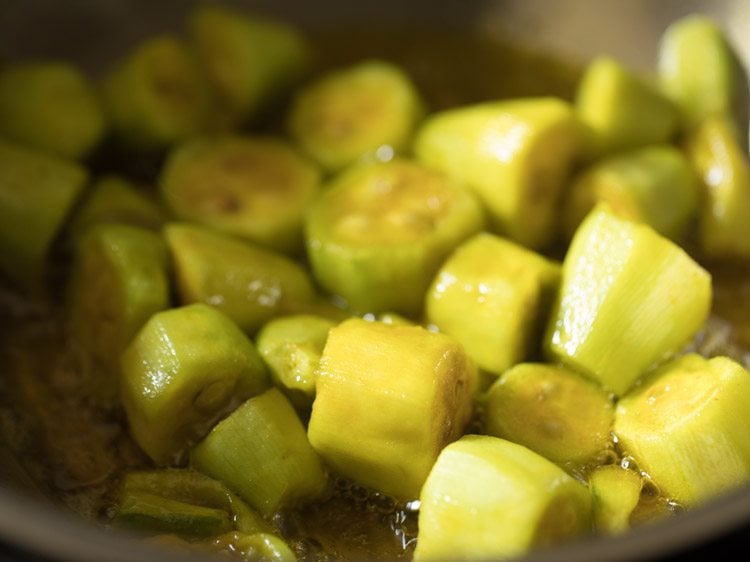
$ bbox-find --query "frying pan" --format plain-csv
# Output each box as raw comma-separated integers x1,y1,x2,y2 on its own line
1,0,749,560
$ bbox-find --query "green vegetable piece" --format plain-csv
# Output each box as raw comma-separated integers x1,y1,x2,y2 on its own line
414,435,592,561
121,303,269,465
256,314,336,410
0,61,105,159
188,4,310,130
0,140,88,291
683,116,750,259
589,465,643,535
160,135,321,255
191,388,328,517
414,97,579,249
67,224,169,402
118,468,270,535
100,34,212,149
308,317,477,500
165,223,318,334
614,353,750,508
288,59,425,172
305,159,484,316
114,491,232,538
545,206,712,396
426,233,560,376
658,15,747,133
214,532,297,562
575,56,680,158
562,144,699,241
483,363,614,467
68,175,165,241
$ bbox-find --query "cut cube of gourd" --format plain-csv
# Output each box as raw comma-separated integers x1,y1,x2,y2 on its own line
256,314,336,411
0,61,105,159
562,144,699,242
414,97,578,249
483,363,614,467
575,56,680,158
683,116,750,259
188,3,310,130
614,353,750,508
100,34,212,149
0,140,88,292
288,59,425,173
588,464,643,535
160,135,321,255
545,206,711,396
121,303,269,465
307,317,477,500
165,223,318,334
67,224,170,402
658,15,747,133
414,435,592,561
304,159,484,316
425,233,560,376
191,388,328,516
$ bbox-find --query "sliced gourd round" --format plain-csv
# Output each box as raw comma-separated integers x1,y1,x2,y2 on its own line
305,158,484,316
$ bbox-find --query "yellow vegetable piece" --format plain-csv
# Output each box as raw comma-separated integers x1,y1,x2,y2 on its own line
426,233,560,376
589,465,643,535
545,206,712,396
614,353,750,508
308,317,477,500
414,97,579,249
414,435,592,561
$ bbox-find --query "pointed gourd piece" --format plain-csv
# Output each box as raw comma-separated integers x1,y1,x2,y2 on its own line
614,353,750,508
160,135,321,255
100,34,213,150
165,223,318,334
683,115,750,259
121,303,270,465
545,206,712,396
426,233,560,376
191,388,328,517
0,140,88,293
305,159,484,316
588,465,643,535
414,97,579,249
575,56,680,159
414,435,592,561
307,317,477,500
483,363,614,468
288,59,425,173
658,15,748,135
562,144,699,242
256,314,336,411
188,3,310,131
67,223,170,402
0,61,105,159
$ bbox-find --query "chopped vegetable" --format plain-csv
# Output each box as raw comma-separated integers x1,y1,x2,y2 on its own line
160,135,321,255
562,144,699,241
0,139,88,292
0,61,105,159
256,314,336,411
589,464,643,535
414,97,579,248
120,303,269,465
414,435,592,561
305,159,484,316
191,388,328,516
614,353,750,508
575,56,680,158
288,59,425,172
426,232,560,376
545,206,712,395
483,363,614,467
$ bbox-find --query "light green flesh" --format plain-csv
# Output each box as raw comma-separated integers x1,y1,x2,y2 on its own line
589,465,643,535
